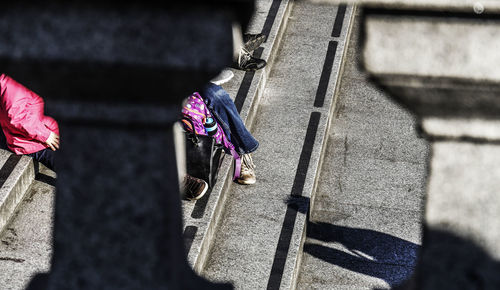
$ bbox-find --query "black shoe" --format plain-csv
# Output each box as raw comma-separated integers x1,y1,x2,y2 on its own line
243,33,266,52
183,175,208,200
237,49,267,71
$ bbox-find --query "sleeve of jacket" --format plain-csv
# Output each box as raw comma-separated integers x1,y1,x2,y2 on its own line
1,75,53,143
7,104,52,143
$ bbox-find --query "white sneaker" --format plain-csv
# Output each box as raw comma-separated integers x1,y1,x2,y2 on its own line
210,69,234,85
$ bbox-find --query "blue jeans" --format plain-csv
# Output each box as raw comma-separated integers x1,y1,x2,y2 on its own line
29,148,56,171
0,133,56,171
202,83,259,155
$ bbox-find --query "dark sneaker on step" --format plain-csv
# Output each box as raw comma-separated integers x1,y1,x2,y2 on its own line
183,175,208,200
236,154,256,185
237,49,266,71
243,33,266,52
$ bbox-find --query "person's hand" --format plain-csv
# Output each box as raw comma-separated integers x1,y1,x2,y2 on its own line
45,132,60,151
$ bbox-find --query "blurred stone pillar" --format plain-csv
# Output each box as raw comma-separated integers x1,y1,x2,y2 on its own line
0,1,253,289
361,5,500,289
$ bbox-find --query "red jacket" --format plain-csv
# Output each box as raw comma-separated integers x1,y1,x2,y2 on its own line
0,74,59,154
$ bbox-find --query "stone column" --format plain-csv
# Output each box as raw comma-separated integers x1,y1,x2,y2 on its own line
0,1,253,289
361,6,500,289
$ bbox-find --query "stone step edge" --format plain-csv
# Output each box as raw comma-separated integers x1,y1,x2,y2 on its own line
284,5,357,290
240,0,295,131
191,3,356,288
308,4,358,225
184,0,296,274
0,154,37,236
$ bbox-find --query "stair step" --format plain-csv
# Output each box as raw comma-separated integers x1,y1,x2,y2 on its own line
296,8,428,289
181,0,295,274
200,2,354,289
0,150,37,235
0,164,55,289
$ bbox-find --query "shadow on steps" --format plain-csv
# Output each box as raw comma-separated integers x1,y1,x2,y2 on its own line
305,222,420,287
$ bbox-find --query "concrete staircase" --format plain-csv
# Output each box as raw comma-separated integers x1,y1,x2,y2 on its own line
0,1,426,289
186,1,425,289
0,133,55,289
183,1,356,289
295,8,428,289
181,0,295,274
0,151,38,236
0,164,54,290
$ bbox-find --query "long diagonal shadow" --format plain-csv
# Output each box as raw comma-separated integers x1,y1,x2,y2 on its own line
305,222,420,287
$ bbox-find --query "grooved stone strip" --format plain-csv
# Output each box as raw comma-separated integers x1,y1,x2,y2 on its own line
183,226,198,256
191,188,213,219
262,0,283,41
314,41,338,108
0,155,21,188
267,112,321,290
35,173,56,187
332,4,347,38
291,112,322,197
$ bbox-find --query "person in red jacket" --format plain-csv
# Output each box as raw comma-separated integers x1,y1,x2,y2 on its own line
0,74,59,171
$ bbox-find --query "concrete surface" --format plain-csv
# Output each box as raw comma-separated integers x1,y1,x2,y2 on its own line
362,8,500,119
0,151,36,236
5,0,496,289
202,2,353,289
364,16,500,81
1,1,249,289
297,9,429,290
0,165,55,290
359,1,500,288
421,118,500,140
181,0,294,274
426,142,500,259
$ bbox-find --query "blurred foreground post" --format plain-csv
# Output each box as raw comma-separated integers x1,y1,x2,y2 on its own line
0,1,253,289
361,3,500,288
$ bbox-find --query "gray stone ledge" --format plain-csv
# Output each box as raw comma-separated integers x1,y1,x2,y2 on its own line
422,117,500,140
426,141,500,260
370,74,500,119
0,156,36,236
361,11,500,119
182,0,295,275
363,15,500,82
